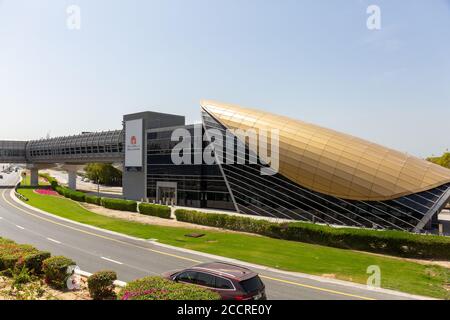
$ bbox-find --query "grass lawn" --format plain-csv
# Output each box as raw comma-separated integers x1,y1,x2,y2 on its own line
20,174,30,186
16,185,450,299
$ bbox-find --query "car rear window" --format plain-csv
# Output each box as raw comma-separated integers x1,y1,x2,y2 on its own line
239,276,264,293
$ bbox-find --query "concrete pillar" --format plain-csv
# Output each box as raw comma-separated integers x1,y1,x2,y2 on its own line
59,164,84,190
68,170,77,190
30,168,39,186
26,163,56,186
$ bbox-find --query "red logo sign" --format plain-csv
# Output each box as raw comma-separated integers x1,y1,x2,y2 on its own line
131,136,137,145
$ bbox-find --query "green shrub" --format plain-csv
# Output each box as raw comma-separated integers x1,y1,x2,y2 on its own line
0,255,20,273
55,185,70,197
42,256,76,289
139,203,171,219
87,270,117,300
101,198,137,212
54,185,65,196
0,237,15,245
86,195,102,206
0,240,38,272
175,209,273,233
53,185,85,202
11,266,32,288
118,276,220,300
64,189,86,202
175,209,450,260
40,173,59,190
22,251,51,275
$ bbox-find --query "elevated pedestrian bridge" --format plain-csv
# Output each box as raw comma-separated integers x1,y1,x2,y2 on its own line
0,141,28,163
0,130,124,188
0,130,124,164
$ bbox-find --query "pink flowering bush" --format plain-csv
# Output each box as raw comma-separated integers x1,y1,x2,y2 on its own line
118,276,220,300
34,188,59,196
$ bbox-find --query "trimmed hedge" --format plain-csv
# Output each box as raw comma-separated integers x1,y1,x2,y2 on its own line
101,198,137,212
53,185,86,202
42,256,76,289
0,238,50,275
118,276,220,300
88,270,117,300
86,195,102,206
40,174,85,202
22,251,51,275
138,203,171,219
54,185,65,196
40,173,59,190
175,209,450,260
175,209,273,233
55,185,68,196
62,188,85,202
0,238,39,272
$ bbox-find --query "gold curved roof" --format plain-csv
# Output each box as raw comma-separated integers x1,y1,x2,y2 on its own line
201,100,450,201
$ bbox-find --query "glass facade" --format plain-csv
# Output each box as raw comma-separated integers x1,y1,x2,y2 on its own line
1,102,448,232
146,125,235,210
202,110,450,231
201,101,450,202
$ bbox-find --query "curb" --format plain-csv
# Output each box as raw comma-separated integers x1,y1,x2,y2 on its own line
10,187,436,300
75,269,127,287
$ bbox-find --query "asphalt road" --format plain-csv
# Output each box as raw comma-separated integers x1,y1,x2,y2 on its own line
0,172,415,300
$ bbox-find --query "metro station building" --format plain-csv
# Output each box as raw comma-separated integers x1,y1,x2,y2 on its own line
1,100,450,232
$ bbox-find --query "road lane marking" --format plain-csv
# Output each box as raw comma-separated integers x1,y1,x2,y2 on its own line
47,237,62,244
16,225,25,230
3,189,377,300
101,257,123,265
2,189,200,263
260,275,375,301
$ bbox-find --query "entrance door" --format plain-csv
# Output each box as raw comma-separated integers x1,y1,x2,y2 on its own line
156,182,177,206
160,187,176,205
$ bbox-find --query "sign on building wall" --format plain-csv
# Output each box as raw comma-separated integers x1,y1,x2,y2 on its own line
125,119,143,167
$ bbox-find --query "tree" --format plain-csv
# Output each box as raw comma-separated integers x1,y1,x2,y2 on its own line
426,152,450,169
84,163,122,186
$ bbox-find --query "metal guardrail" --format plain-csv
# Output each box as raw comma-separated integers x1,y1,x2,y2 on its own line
15,190,28,202
14,175,29,201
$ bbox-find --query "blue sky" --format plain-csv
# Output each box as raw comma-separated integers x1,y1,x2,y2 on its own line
0,0,449,157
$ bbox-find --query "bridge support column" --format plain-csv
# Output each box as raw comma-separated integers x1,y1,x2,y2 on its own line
59,164,84,190
30,169,39,186
26,163,56,186
68,170,77,190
